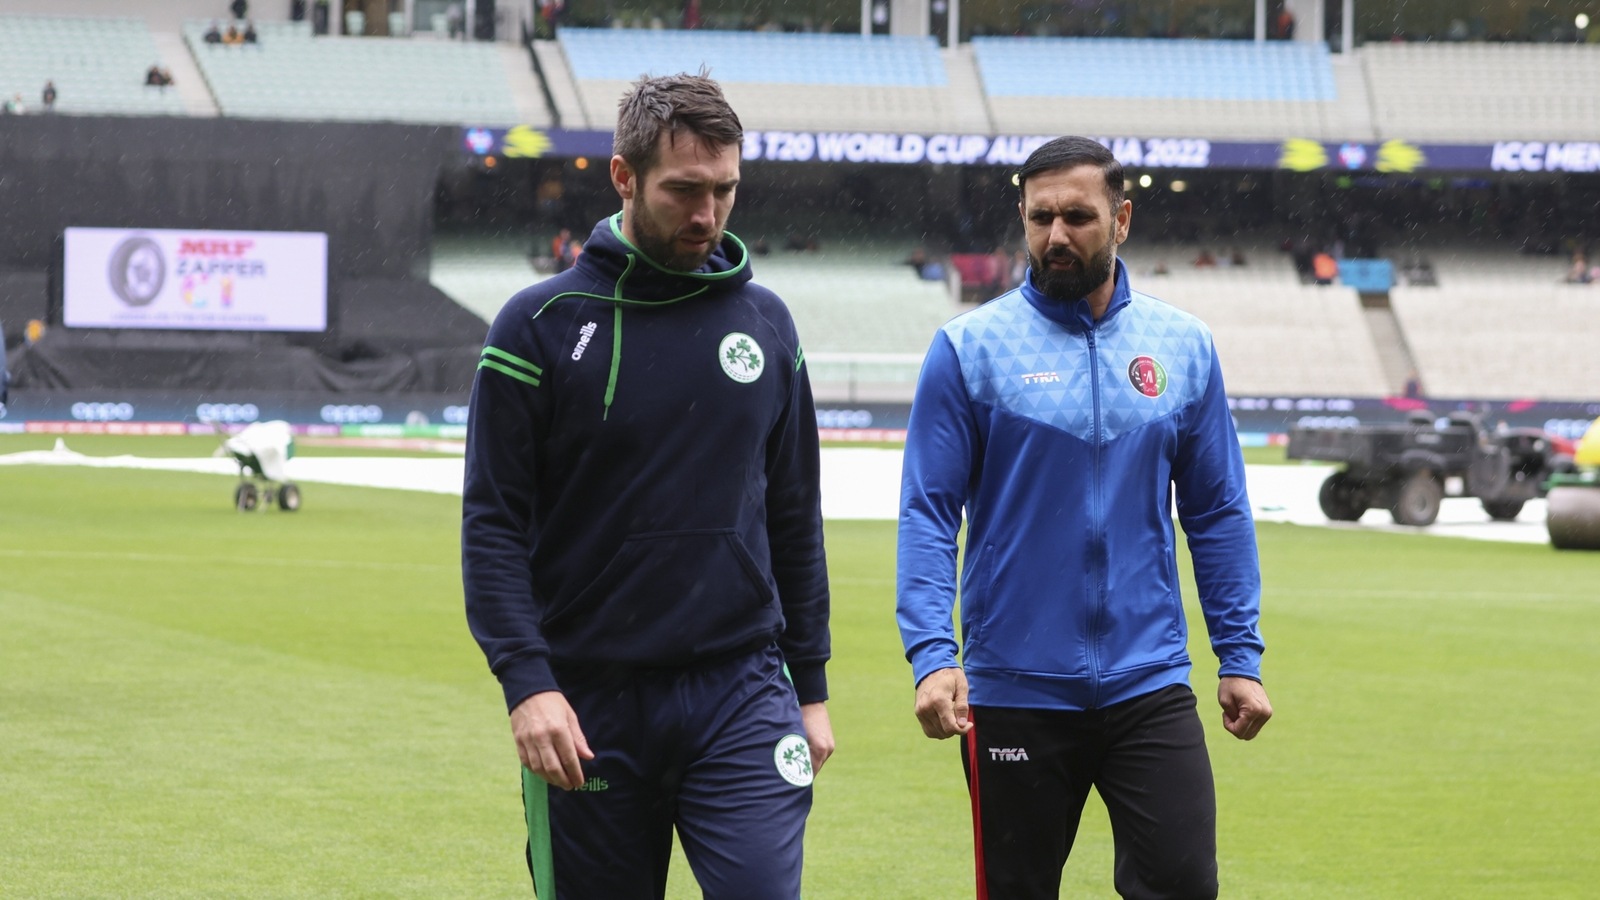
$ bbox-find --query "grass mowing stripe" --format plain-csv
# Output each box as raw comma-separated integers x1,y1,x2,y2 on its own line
0,546,455,573
0,586,522,898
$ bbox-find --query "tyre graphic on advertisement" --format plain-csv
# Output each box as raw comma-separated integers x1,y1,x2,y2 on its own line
107,236,166,307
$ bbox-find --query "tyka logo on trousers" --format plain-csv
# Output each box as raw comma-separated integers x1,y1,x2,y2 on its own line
989,747,1030,762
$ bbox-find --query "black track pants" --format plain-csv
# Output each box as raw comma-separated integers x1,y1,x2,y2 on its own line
960,684,1218,900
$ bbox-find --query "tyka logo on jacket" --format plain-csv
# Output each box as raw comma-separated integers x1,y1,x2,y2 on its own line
988,747,1030,762
570,321,598,361
1127,355,1168,398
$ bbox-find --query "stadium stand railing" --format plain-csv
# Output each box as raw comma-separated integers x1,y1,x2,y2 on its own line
0,14,186,117
181,19,521,125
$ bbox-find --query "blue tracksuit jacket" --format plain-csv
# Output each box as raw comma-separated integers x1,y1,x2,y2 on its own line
462,215,830,713
897,259,1264,711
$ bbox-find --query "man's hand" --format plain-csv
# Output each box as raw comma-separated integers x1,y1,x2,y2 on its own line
914,667,972,739
510,691,595,790
1218,676,1273,741
800,702,835,776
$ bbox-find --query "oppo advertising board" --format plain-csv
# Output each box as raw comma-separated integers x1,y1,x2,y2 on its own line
63,227,328,332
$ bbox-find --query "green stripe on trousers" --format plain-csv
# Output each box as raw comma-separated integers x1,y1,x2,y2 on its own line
522,768,556,897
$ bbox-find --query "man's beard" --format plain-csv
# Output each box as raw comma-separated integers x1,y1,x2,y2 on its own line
1028,235,1115,302
632,193,722,272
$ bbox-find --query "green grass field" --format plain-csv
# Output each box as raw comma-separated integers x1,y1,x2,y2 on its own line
2,437,1597,897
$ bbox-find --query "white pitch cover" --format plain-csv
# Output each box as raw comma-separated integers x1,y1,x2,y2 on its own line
63,227,329,332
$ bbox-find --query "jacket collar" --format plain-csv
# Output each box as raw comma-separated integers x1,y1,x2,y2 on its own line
572,213,753,304
1018,256,1133,332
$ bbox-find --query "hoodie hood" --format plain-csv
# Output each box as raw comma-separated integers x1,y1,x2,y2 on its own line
572,212,753,304
1019,256,1133,333
539,214,754,421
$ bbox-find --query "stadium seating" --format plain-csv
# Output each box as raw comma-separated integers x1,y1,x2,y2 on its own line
428,232,544,324
0,14,186,116
1391,283,1598,400
557,28,971,132
974,36,1343,140
181,20,521,125
1123,246,1392,397
1363,43,1600,141
1388,243,1596,399
973,37,1335,101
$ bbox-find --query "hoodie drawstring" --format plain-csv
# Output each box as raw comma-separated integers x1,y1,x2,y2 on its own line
603,303,622,420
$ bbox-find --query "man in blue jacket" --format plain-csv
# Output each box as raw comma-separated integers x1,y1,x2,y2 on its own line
897,136,1272,899
462,72,833,899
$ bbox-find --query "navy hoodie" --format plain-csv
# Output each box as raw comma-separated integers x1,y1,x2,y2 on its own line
462,214,830,712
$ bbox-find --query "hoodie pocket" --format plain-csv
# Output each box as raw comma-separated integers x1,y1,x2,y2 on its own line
960,543,997,647
545,528,776,659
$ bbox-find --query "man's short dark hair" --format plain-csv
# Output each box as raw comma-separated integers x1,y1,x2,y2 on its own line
1015,136,1125,209
614,71,743,179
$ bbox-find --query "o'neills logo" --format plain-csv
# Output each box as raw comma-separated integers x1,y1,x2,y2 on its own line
1127,355,1168,398
571,321,598,360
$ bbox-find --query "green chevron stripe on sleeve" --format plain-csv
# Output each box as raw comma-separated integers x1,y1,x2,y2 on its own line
795,345,805,372
479,346,544,387
481,346,544,376
478,359,542,387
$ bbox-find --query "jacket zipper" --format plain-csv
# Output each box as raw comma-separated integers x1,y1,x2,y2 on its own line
1086,322,1104,707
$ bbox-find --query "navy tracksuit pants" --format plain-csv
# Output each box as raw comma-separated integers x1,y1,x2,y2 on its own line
521,645,813,899
961,684,1219,900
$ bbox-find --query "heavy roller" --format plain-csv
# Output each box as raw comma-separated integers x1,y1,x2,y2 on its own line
1546,417,1600,550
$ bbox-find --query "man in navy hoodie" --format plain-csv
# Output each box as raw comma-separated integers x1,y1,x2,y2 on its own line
897,136,1273,899
462,73,833,899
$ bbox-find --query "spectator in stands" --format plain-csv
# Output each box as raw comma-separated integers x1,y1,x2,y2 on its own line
989,246,1013,290
41,81,57,113
1193,248,1218,268
447,1,466,39
1270,4,1295,40
1566,251,1592,284
1403,370,1423,399
752,236,771,256
145,65,174,88
550,228,573,272
291,0,307,21
204,21,224,43
224,23,245,45
537,0,564,38
1229,247,1248,267
905,246,930,276
4,93,28,115
230,0,249,20
786,232,819,252
1312,251,1339,285
243,20,259,44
